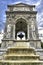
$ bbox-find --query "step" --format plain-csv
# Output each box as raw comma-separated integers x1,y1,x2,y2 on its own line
0,60,43,63
7,47,35,55
4,54,39,57
4,54,39,60
7,47,35,50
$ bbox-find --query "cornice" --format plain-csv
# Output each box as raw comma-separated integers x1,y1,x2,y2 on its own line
6,11,37,14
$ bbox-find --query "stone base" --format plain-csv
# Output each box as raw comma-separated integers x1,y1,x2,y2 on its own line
0,39,43,65
2,39,41,49
0,60,43,65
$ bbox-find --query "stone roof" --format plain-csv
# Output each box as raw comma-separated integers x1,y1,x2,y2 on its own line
8,3,35,7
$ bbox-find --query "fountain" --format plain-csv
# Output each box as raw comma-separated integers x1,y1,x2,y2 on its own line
0,3,43,65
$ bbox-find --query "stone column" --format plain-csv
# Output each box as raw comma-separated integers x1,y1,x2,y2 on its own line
3,22,7,38
27,24,29,39
13,24,15,39
34,17,39,39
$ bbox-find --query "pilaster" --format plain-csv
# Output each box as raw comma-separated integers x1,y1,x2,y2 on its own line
13,24,15,39
27,24,29,39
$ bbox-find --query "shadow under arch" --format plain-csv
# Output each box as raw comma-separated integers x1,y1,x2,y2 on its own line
15,18,27,39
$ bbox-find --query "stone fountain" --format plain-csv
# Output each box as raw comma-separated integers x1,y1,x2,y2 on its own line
0,3,43,65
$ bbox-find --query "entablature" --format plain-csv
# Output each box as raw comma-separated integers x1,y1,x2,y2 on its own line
7,3,35,11
6,11,37,15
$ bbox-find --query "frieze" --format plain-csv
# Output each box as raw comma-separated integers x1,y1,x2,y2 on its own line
13,7,30,11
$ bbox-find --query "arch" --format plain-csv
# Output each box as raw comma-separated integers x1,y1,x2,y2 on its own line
15,18,27,39
15,17,28,25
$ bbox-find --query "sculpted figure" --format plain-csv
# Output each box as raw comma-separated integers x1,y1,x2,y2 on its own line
7,24,11,38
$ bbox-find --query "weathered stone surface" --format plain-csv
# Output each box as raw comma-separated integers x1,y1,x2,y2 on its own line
0,3,43,65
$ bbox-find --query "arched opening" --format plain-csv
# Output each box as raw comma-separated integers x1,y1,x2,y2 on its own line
15,18,27,40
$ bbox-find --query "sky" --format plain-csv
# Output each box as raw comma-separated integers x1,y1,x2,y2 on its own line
0,0,43,32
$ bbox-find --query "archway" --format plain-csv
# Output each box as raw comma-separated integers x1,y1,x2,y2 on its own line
15,18,27,39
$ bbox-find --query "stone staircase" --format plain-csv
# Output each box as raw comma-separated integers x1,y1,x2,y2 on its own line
0,40,43,65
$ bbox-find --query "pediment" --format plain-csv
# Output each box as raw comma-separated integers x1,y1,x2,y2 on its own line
8,3,35,8
14,3,29,6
